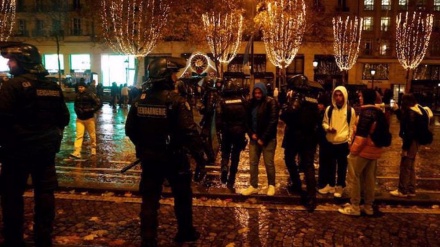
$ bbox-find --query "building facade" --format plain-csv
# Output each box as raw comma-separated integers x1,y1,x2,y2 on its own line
4,0,440,105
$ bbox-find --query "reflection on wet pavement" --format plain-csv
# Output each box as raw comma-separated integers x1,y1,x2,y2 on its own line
56,103,440,194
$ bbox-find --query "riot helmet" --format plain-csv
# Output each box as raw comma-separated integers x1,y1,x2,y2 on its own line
147,57,186,90
222,80,242,96
0,42,48,76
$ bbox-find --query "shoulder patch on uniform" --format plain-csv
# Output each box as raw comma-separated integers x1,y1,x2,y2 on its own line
22,81,32,88
185,102,191,111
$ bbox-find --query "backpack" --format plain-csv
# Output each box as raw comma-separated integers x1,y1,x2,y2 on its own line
370,109,392,147
328,105,352,124
415,105,433,145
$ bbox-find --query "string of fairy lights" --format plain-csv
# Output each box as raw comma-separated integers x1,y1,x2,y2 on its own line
0,0,16,42
100,0,169,57
202,11,244,64
396,11,433,70
256,0,306,69
332,16,363,72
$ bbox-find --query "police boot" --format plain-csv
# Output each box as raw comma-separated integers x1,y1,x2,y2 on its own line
220,164,228,184
174,227,200,243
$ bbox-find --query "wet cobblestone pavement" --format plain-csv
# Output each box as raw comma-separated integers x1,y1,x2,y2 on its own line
2,103,440,246
55,103,440,204
0,191,439,247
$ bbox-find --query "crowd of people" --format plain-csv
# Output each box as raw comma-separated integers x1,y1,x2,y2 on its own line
0,42,435,247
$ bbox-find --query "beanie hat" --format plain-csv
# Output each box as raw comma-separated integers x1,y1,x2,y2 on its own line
78,81,87,87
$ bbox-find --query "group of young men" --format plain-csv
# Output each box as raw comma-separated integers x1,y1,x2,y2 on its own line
0,41,433,247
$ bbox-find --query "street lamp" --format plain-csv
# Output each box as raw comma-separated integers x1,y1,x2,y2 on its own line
313,60,318,81
370,68,376,89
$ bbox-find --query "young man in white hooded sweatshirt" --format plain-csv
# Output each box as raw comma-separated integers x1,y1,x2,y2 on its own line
319,86,356,198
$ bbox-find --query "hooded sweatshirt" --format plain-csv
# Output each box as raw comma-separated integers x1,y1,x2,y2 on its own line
322,85,356,144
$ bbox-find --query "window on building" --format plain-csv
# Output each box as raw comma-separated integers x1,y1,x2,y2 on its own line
364,40,373,55
381,0,391,10
286,55,304,75
35,0,43,11
17,19,27,36
101,55,136,87
71,54,90,72
73,0,81,10
72,18,81,36
379,40,390,56
381,17,390,32
43,54,64,74
434,18,440,32
416,0,426,10
34,19,45,36
364,0,374,10
363,17,374,31
399,0,408,10
435,0,440,11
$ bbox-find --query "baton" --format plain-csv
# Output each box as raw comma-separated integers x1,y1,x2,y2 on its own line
120,159,141,173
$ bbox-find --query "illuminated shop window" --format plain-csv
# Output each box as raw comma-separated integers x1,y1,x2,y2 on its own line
43,54,64,74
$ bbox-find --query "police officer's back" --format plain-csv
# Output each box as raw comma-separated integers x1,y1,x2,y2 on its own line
125,57,207,246
0,42,70,247
218,80,249,188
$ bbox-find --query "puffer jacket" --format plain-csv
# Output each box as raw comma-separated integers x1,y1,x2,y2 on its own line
350,105,383,159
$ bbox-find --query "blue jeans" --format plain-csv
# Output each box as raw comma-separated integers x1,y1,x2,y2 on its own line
249,138,276,188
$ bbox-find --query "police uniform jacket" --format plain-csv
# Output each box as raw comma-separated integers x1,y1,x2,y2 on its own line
125,86,206,164
219,94,248,135
280,97,320,148
0,73,70,158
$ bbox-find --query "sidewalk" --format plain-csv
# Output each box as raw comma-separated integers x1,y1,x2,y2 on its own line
54,103,440,207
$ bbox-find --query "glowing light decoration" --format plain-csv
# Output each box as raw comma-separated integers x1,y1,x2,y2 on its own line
396,11,433,93
202,10,243,73
255,0,306,69
101,0,169,57
0,0,16,41
332,16,363,72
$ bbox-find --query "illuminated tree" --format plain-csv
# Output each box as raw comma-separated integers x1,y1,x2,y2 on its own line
396,11,433,93
101,0,169,85
201,2,243,76
332,15,363,85
255,0,306,87
0,0,16,41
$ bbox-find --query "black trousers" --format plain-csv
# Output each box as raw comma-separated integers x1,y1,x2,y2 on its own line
220,132,246,185
139,156,194,244
318,142,349,188
284,142,317,197
0,154,58,247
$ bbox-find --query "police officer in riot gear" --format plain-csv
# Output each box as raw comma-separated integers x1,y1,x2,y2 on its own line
0,42,70,247
125,57,208,246
280,76,321,212
218,80,248,189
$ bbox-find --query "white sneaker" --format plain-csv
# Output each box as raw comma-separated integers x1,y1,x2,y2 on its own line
389,189,408,198
334,186,343,198
267,185,275,196
318,184,335,194
241,186,258,196
338,205,361,216
91,148,97,155
362,205,374,216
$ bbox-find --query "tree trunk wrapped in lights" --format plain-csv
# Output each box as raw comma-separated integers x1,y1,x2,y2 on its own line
255,0,306,88
332,15,363,86
396,11,433,93
0,0,16,41
101,0,169,85
202,10,243,77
